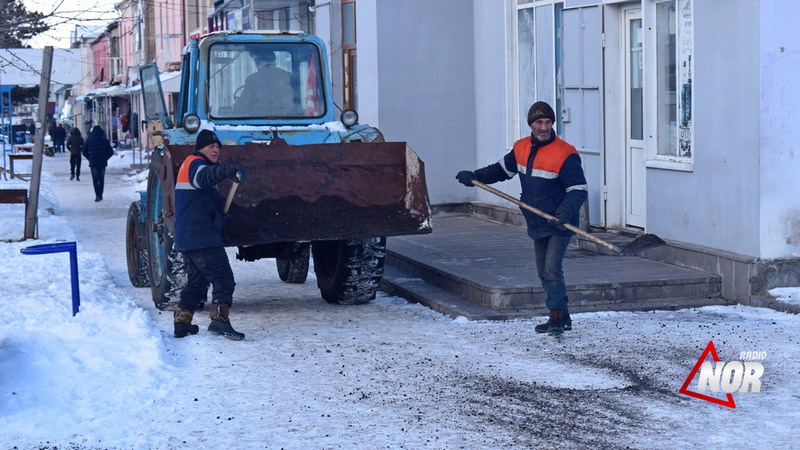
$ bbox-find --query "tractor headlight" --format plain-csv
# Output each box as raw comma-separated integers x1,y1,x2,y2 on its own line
340,109,358,128
183,114,201,133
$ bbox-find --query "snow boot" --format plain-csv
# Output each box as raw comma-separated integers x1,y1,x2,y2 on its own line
535,310,572,333
208,303,245,341
534,310,564,336
546,310,564,336
174,307,199,338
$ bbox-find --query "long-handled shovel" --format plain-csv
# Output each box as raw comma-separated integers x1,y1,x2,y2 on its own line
471,180,665,255
222,173,241,215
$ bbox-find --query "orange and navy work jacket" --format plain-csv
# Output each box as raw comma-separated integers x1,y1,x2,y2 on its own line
174,152,227,251
475,133,588,239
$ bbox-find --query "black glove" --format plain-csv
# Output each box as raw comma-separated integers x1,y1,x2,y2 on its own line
456,170,477,186
547,213,567,230
221,164,246,183
234,169,247,184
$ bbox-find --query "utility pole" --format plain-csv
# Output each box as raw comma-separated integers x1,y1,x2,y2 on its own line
24,46,53,240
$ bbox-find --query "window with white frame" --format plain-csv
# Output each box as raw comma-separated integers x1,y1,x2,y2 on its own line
652,0,693,161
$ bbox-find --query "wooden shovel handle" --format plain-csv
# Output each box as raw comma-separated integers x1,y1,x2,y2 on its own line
471,180,622,254
222,172,240,214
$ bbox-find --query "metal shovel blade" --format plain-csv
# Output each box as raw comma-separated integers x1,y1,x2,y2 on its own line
619,233,666,255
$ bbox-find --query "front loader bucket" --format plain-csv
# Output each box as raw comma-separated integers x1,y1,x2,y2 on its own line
164,139,432,246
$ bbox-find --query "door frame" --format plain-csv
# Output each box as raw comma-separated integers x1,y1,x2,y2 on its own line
623,6,646,228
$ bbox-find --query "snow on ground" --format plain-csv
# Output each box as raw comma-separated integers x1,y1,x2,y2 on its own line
766,287,800,306
1,150,799,449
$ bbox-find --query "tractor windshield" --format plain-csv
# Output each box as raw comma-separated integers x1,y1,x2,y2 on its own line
207,42,326,120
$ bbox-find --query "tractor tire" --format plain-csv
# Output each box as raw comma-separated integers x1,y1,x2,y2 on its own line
311,237,386,305
125,201,150,287
276,243,310,283
145,152,186,311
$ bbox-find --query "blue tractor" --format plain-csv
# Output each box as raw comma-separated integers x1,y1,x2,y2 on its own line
126,31,431,310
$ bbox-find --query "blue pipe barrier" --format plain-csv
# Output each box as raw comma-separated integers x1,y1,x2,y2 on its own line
20,242,81,316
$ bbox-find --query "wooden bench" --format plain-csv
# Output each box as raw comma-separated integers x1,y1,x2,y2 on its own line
8,153,33,177
0,188,28,205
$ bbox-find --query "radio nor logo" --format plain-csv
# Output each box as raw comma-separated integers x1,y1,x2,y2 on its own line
679,340,766,408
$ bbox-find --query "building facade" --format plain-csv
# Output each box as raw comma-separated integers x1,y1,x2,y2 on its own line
61,0,800,300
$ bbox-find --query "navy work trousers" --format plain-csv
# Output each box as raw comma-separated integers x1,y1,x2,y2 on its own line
178,246,236,311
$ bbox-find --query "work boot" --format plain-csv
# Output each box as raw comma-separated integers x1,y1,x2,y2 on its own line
70,174,74,180
535,310,572,333
76,175,80,181
534,310,564,336
208,303,245,341
174,307,199,338
547,310,564,336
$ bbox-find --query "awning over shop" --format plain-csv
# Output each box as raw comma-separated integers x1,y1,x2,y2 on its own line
125,71,181,94
84,70,180,98
86,85,130,97
160,71,181,93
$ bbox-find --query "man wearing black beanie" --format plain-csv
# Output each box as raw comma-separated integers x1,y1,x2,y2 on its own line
172,129,249,340
455,101,587,336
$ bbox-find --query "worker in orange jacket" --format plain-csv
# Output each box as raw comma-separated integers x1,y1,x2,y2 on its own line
173,129,247,340
456,101,588,336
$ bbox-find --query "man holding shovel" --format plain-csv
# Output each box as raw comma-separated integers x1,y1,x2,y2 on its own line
173,129,248,340
456,101,587,335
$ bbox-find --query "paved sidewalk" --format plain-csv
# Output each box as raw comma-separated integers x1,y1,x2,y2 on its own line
382,214,728,320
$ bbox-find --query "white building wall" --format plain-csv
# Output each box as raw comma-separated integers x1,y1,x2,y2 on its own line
326,0,799,260
759,0,800,258
472,0,517,207
359,0,477,205
647,0,761,256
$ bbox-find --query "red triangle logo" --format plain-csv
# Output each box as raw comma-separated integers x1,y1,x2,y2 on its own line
679,340,736,408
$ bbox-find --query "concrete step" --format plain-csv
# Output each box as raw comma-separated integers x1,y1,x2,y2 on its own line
381,215,727,319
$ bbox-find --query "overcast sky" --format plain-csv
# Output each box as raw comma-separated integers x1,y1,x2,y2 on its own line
22,0,119,49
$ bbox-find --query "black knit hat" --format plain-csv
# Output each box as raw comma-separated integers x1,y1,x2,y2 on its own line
527,101,555,125
195,129,221,151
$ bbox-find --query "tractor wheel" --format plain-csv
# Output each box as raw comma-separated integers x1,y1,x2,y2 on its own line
276,243,310,283
125,201,150,287
145,151,185,310
311,237,386,305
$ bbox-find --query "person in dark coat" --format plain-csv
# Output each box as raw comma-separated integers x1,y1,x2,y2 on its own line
48,124,56,149
456,101,588,336
172,129,247,341
82,125,115,201
66,127,84,181
51,123,67,153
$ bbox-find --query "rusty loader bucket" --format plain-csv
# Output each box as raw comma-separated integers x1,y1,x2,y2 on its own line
162,139,432,246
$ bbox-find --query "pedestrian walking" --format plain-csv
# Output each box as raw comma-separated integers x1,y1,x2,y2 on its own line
172,129,248,341
456,101,588,336
66,127,84,181
52,123,67,153
82,125,114,202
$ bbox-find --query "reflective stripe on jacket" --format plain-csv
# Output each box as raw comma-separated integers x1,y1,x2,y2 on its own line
499,135,588,239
